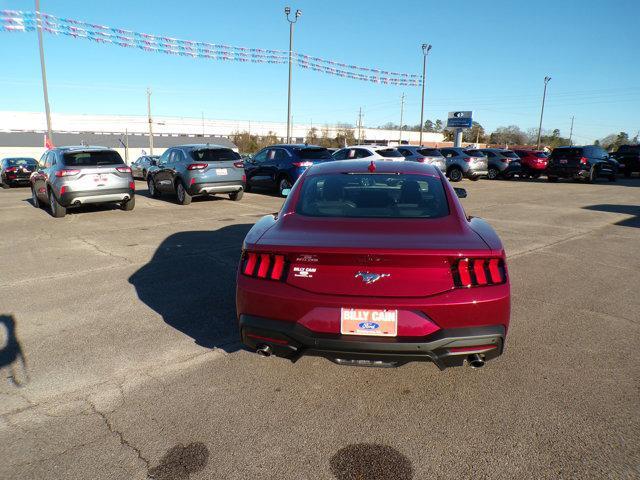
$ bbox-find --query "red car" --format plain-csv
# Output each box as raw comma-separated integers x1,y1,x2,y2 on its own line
236,160,510,369
513,149,548,178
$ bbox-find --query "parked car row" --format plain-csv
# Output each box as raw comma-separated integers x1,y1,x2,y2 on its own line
2,141,636,218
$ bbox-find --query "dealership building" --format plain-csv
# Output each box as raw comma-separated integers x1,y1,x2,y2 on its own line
0,111,446,162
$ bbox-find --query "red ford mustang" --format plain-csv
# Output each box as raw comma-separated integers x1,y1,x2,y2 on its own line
236,160,510,369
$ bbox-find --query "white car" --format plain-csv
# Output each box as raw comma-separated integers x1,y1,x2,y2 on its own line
331,145,405,162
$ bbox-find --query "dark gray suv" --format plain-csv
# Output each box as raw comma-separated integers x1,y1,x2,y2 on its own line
30,146,135,218
147,144,245,205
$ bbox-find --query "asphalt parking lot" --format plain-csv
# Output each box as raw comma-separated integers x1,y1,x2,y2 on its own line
1,178,639,480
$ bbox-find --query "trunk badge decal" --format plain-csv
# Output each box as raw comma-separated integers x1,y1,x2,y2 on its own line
355,272,390,284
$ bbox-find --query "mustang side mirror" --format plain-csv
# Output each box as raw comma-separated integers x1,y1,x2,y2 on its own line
454,187,467,199
281,188,291,197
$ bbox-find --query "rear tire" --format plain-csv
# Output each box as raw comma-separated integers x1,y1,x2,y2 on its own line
49,189,66,218
229,189,244,201
547,175,558,182
531,172,541,179
31,186,42,208
469,175,480,181
623,170,631,178
278,176,293,196
608,175,616,182
176,181,192,205
147,177,160,198
448,167,463,183
121,196,135,211
487,167,499,180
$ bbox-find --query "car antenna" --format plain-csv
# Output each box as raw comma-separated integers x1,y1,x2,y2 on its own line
368,160,376,173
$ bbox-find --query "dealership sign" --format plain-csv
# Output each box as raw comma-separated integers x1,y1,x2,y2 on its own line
447,111,473,129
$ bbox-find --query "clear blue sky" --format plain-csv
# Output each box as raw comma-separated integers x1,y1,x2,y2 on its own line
1,0,639,142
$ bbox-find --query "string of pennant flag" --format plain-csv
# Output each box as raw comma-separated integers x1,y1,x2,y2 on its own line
1,10,422,87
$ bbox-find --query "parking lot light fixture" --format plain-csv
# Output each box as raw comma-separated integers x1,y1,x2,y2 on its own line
285,7,302,144
536,76,551,149
419,44,432,146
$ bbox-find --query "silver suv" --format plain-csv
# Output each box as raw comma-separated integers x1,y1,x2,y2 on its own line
396,146,446,172
30,147,135,218
439,147,488,182
146,144,244,205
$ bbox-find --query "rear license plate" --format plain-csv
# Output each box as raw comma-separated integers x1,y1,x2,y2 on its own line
340,308,398,337
93,174,108,183
560,159,568,164
216,168,228,176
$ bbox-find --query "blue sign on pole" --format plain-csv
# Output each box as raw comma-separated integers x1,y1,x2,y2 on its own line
447,111,473,129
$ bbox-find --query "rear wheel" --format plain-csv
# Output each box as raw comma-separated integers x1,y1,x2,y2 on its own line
487,167,499,180
530,172,541,179
49,189,66,218
147,177,160,198
623,170,631,178
469,175,480,181
229,189,244,201
31,186,42,208
176,181,192,205
547,175,558,182
278,176,292,196
608,175,616,182
121,196,135,211
448,167,463,182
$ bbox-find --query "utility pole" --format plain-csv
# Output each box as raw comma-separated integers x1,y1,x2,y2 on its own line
357,107,363,143
147,88,154,155
35,0,53,145
201,111,205,138
399,93,405,144
125,128,129,164
536,76,551,149
569,116,574,146
284,7,302,144
418,44,432,146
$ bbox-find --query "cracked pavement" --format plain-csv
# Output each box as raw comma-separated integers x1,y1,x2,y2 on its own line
0,178,639,479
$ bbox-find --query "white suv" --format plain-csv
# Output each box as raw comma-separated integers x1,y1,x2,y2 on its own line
331,145,405,162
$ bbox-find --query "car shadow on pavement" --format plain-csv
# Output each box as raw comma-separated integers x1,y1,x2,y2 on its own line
0,314,29,387
583,204,640,228
128,225,253,351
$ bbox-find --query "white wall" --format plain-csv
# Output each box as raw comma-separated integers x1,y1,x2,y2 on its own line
0,111,445,145
0,146,168,165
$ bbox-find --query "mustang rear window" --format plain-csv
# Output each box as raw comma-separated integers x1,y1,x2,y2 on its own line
63,150,124,166
190,148,241,162
296,173,449,218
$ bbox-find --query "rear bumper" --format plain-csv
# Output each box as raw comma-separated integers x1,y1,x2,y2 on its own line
59,187,134,207
240,314,505,369
188,181,244,195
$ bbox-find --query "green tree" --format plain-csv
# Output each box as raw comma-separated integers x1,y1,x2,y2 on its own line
434,119,443,132
462,122,486,143
334,126,356,147
489,125,528,146
231,131,259,154
306,127,319,144
424,120,435,132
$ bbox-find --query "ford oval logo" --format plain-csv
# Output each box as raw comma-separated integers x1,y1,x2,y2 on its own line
358,322,379,330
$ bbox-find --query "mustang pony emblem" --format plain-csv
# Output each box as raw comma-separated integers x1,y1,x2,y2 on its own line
355,272,390,284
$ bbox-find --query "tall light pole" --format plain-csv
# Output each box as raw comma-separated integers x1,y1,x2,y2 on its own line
399,92,405,144
418,44,432,146
284,7,301,144
35,0,53,145
569,115,574,146
536,76,551,149
147,88,154,155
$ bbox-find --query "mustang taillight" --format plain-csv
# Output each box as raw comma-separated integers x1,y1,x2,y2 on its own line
242,252,287,281
452,258,506,287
